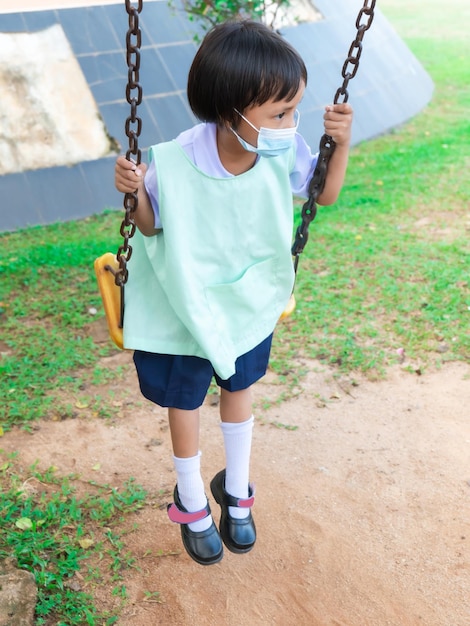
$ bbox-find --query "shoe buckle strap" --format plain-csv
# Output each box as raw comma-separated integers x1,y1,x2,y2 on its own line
233,482,256,508
167,502,209,525
237,495,254,508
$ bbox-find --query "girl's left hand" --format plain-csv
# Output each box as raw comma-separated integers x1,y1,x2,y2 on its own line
323,103,353,147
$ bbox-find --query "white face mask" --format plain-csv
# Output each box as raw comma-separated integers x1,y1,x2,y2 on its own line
231,109,300,158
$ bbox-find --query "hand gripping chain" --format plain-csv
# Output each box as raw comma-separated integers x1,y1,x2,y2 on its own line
291,0,376,270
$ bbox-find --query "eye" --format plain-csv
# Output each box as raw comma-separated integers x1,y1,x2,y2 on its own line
276,112,285,120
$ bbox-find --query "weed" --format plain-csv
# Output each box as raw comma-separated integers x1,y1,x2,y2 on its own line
0,454,148,624
270,421,299,431
143,590,164,603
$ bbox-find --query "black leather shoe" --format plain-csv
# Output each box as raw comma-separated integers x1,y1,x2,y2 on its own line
167,487,223,566
210,469,256,554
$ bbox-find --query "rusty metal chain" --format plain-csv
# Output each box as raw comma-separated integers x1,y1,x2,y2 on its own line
109,0,143,327
291,0,376,268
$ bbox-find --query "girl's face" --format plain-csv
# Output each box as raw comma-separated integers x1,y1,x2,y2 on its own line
235,80,305,148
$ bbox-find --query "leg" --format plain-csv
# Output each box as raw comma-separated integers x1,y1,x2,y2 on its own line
168,406,223,565
210,387,256,553
210,336,272,552
168,407,208,527
219,386,253,424
219,388,254,512
168,407,200,458
133,352,222,564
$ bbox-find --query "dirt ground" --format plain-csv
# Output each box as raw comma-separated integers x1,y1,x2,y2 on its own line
2,351,469,626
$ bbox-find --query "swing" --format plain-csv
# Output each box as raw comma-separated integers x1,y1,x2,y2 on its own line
95,0,376,348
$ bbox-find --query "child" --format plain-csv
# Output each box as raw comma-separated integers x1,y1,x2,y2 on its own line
115,19,353,565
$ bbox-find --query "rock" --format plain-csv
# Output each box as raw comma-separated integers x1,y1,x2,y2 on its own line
0,559,37,626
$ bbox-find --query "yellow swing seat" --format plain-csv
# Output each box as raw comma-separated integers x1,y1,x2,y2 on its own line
279,292,296,320
94,252,124,350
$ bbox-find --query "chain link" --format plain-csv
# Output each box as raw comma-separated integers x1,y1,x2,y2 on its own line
109,0,143,327
291,0,376,264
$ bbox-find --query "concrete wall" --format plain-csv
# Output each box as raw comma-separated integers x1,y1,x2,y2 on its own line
0,0,433,232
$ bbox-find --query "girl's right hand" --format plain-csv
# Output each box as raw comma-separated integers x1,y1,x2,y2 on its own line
114,155,148,193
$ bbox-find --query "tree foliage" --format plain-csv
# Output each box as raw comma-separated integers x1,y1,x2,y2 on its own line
178,0,293,34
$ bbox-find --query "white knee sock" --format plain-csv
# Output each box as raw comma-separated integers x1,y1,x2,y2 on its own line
220,415,254,520
173,452,213,532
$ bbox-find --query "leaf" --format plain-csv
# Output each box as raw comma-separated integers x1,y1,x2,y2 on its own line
0,426,4,437
16,517,33,530
79,538,94,549
92,463,101,471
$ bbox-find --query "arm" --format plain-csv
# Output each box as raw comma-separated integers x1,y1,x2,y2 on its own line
114,155,159,237
316,103,353,206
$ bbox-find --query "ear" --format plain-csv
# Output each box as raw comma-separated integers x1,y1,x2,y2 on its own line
221,114,239,130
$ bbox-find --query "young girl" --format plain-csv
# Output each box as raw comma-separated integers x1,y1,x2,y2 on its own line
115,20,352,566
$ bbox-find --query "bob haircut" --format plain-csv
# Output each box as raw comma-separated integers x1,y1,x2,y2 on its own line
187,20,307,127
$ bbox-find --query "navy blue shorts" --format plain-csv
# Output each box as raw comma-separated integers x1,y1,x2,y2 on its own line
133,334,273,410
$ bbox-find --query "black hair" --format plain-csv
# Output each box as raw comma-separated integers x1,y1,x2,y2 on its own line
187,20,307,126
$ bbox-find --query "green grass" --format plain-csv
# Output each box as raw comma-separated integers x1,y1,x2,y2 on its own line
0,454,150,625
272,17,470,379
0,213,126,429
0,1,469,621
